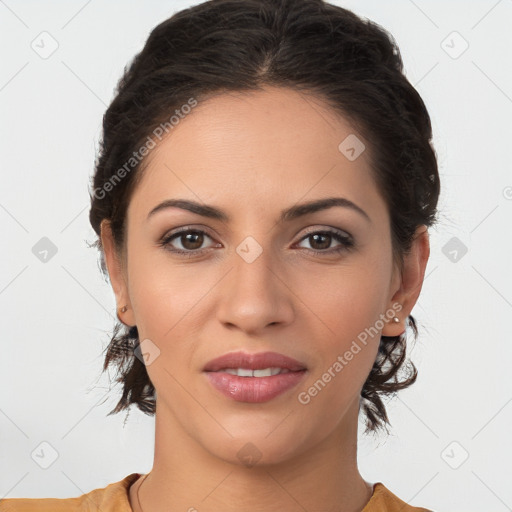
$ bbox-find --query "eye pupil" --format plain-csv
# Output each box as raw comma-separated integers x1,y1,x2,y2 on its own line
310,233,330,250
182,231,204,250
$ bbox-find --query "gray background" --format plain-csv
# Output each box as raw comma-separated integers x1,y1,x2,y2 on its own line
1,1,511,511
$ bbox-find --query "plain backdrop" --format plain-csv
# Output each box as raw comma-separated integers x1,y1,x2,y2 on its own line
1,1,511,511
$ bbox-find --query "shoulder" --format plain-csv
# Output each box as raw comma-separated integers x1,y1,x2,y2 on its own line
0,473,141,512
362,482,434,512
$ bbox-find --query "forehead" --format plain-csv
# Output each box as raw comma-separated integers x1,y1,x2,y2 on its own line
128,86,386,223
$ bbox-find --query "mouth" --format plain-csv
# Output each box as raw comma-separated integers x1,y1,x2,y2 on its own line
214,367,295,377
203,350,307,373
203,351,307,403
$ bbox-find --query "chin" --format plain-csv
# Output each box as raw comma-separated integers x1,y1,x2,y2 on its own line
198,424,314,468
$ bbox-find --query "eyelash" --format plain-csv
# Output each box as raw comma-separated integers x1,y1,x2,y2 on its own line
158,226,355,258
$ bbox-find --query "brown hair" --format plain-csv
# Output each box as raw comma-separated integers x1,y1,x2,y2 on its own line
89,0,440,435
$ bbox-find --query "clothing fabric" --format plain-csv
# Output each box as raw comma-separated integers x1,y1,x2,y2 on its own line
0,472,433,511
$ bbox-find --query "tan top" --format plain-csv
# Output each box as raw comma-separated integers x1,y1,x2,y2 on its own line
0,472,433,511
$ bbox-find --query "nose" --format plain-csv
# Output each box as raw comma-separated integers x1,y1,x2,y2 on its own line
215,243,295,335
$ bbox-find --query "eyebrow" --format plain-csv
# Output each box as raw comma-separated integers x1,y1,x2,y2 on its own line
147,196,371,223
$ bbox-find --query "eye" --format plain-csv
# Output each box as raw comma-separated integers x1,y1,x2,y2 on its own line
159,228,220,257
296,229,354,255
159,227,355,258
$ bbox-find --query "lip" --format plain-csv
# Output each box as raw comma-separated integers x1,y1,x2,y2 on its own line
203,350,307,372
203,351,307,403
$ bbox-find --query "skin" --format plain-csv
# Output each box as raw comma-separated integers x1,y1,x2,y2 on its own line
101,85,430,512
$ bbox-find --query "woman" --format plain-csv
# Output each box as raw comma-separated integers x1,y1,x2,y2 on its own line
0,0,439,510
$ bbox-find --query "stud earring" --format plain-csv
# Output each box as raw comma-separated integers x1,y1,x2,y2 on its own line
392,316,400,323
117,305,128,323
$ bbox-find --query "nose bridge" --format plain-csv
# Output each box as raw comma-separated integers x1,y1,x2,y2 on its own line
230,234,280,299
215,233,294,331
229,211,278,284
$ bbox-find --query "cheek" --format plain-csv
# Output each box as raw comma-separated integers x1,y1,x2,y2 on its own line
125,247,226,382
295,254,392,405
128,260,174,338
125,249,199,366
127,244,195,331
296,285,381,426
301,253,392,343
126,256,203,400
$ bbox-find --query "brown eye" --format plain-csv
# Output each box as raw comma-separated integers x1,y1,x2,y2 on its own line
161,229,218,255
297,229,354,255
307,233,331,250
179,231,205,250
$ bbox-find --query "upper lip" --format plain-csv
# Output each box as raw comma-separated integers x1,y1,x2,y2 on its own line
203,351,307,372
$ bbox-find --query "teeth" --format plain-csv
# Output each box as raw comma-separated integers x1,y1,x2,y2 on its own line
253,368,272,377
220,367,288,377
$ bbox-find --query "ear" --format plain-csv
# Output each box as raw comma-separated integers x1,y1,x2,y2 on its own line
382,225,430,336
100,219,136,326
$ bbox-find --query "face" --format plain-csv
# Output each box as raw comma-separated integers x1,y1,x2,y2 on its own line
102,86,428,466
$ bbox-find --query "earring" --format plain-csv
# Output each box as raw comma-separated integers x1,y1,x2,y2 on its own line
117,305,128,323
392,316,400,323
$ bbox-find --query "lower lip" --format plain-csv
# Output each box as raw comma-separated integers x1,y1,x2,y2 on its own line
205,370,307,403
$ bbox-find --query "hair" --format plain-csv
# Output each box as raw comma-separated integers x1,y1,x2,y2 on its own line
88,0,440,436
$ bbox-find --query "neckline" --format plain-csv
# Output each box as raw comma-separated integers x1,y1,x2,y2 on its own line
124,474,382,512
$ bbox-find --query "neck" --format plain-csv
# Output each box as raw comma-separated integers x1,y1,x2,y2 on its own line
130,398,373,512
